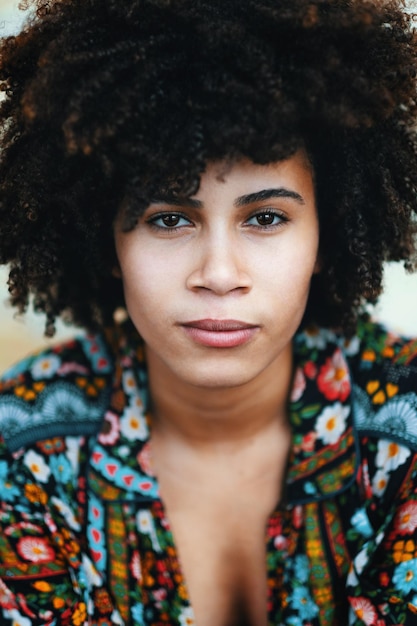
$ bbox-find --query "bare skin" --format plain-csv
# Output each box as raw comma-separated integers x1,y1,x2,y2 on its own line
149,343,293,626
151,403,292,626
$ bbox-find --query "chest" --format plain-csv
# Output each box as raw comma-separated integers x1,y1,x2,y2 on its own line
153,462,287,626
82,468,364,626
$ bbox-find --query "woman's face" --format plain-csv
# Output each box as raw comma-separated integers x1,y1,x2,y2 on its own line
114,152,320,389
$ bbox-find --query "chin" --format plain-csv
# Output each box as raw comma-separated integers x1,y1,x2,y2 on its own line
182,366,256,390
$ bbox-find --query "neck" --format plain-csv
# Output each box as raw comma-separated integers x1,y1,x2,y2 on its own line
146,343,294,449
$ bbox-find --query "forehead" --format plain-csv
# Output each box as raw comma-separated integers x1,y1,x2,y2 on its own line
190,151,315,201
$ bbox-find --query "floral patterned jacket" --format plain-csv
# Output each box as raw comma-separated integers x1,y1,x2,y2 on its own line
1,319,417,626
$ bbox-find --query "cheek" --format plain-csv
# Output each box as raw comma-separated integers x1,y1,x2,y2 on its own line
255,237,319,291
119,250,178,313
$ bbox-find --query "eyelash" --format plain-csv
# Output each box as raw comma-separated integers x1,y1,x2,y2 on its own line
146,210,289,232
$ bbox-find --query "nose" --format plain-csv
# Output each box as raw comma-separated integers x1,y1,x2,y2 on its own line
186,234,252,295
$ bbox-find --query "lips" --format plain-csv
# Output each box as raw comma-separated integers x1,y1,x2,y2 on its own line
181,319,259,348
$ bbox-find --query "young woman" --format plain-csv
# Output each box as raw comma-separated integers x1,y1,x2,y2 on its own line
1,1,417,624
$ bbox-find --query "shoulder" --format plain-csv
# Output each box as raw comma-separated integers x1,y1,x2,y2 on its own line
345,318,417,451
0,333,114,452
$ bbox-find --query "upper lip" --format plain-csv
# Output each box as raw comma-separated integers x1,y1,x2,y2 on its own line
181,319,258,331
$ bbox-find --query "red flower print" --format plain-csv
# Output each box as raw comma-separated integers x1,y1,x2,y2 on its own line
156,559,174,588
98,411,120,446
37,437,66,455
317,349,350,401
16,592,37,618
153,588,167,601
0,578,17,610
301,431,317,453
349,596,378,625
394,501,417,535
130,550,142,582
16,536,55,563
267,515,283,538
357,459,373,500
304,361,317,380
292,505,304,529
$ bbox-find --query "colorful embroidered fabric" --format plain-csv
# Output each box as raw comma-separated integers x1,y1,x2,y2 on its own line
1,320,417,625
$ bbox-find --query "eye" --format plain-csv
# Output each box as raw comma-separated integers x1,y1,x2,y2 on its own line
246,211,287,228
147,212,192,229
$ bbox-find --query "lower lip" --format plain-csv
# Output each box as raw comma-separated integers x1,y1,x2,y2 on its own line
182,326,258,348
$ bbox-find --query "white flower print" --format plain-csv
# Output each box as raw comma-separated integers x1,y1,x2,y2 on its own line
352,546,369,576
315,402,350,445
65,436,81,475
375,439,411,472
179,607,196,626
136,510,161,552
51,496,81,531
30,354,61,380
3,610,32,626
120,404,148,441
137,510,153,533
23,449,51,483
303,327,336,349
341,335,361,356
372,468,389,496
122,370,138,395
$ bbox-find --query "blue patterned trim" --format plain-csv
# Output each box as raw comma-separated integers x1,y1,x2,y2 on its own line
352,384,417,450
0,381,108,452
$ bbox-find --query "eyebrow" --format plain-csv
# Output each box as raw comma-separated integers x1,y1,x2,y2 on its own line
234,188,305,207
151,187,305,209
150,195,204,209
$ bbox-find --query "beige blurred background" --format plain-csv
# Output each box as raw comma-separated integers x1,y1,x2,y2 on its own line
1,0,417,373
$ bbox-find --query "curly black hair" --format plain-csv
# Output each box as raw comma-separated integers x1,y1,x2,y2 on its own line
1,0,417,335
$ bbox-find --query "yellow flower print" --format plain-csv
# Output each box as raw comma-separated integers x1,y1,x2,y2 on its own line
94,377,106,390
71,601,87,626
393,539,417,564
53,596,66,609
142,573,155,587
32,580,53,592
75,376,106,397
366,380,399,404
14,382,45,401
178,583,188,600
24,483,48,505
382,346,395,358
389,596,402,605
362,349,376,363
409,601,417,615
14,385,27,398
